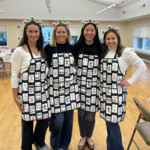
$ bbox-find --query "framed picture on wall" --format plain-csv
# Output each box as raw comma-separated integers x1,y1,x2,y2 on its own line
0,33,7,46
71,36,78,45
0,25,7,47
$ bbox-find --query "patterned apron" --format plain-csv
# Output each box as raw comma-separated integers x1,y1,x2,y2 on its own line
76,54,100,112
100,50,127,123
18,44,51,121
47,48,80,113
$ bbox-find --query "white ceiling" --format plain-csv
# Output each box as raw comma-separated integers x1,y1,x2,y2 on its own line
0,0,149,21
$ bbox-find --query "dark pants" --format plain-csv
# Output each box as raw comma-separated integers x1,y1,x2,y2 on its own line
21,119,49,150
49,110,73,150
78,109,96,138
106,122,124,150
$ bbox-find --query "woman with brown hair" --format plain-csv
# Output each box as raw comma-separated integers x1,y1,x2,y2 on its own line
11,18,51,150
99,27,147,150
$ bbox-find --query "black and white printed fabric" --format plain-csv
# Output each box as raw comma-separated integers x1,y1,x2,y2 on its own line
47,52,80,113
100,56,127,123
18,45,51,121
76,54,100,112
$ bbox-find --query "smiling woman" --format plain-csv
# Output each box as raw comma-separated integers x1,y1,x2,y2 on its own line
74,21,102,150
11,19,51,150
26,24,40,44
99,27,147,150
44,21,80,150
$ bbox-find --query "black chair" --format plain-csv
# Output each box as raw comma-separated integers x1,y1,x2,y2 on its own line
3,55,11,75
0,57,7,77
127,97,150,150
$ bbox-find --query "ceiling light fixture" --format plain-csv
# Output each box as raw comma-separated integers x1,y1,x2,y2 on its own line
45,0,52,13
96,0,127,14
116,0,127,5
107,3,116,9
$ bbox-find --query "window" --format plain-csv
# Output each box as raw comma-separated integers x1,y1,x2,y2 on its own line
134,38,143,49
99,26,105,43
42,26,53,46
0,25,7,46
133,38,150,51
71,36,78,45
143,38,150,50
133,25,150,52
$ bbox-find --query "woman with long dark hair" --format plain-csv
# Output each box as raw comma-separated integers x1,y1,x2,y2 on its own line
11,19,51,150
74,21,102,150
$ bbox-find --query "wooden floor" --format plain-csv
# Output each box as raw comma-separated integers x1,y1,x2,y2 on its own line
0,62,150,150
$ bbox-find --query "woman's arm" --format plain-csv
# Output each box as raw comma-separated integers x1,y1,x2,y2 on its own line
11,47,24,111
11,47,23,88
120,47,147,86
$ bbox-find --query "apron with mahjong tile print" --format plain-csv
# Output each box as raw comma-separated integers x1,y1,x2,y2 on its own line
99,49,127,123
18,43,51,121
76,54,100,112
47,47,80,113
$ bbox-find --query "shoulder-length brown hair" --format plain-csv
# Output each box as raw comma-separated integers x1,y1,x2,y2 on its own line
101,29,124,59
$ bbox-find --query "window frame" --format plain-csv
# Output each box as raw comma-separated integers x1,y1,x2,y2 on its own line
133,24,150,54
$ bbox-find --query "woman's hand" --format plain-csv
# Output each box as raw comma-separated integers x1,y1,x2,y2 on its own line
18,72,22,79
14,98,24,112
117,79,130,88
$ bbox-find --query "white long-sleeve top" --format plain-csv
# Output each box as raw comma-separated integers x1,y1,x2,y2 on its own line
104,47,147,85
11,46,41,88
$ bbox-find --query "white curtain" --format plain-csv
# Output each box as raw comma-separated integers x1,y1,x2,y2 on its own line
134,25,150,38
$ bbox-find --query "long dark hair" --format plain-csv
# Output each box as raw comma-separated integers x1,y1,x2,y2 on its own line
74,23,101,54
101,29,124,59
18,20,46,58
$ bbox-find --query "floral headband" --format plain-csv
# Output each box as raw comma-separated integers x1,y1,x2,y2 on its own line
81,20,99,27
23,17,42,24
102,25,120,34
52,20,70,28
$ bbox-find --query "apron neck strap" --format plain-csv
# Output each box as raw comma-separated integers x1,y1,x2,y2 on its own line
27,43,34,59
104,49,109,57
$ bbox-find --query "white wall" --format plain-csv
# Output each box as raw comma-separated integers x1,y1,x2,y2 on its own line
0,19,128,49
125,17,150,47
1,17,150,49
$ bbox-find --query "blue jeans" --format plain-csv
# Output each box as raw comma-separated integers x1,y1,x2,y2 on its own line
78,109,96,138
49,110,73,150
106,122,124,150
21,119,49,150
